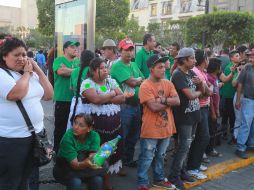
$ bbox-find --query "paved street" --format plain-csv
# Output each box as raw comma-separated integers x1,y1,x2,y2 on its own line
191,164,254,190
40,100,254,190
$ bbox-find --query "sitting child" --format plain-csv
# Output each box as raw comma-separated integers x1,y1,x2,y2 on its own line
53,113,106,190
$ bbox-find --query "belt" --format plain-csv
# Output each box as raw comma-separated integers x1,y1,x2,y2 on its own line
244,95,254,100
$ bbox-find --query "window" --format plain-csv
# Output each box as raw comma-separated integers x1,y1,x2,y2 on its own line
162,1,172,15
151,3,157,16
180,0,192,13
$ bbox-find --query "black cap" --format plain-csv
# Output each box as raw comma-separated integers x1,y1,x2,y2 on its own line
63,41,80,50
146,54,169,68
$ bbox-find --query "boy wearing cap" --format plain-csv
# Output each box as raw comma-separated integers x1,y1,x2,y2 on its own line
137,54,180,190
111,38,144,170
53,40,80,152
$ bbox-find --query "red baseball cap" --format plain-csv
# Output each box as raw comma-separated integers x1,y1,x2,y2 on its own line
118,38,134,50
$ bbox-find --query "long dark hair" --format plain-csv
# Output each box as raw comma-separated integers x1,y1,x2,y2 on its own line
87,57,105,80
0,37,27,68
70,50,95,124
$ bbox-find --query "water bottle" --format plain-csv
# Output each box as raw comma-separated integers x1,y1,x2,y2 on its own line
92,135,121,167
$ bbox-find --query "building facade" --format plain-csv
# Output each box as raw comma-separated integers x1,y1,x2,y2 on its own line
209,0,254,12
0,0,38,32
130,0,205,28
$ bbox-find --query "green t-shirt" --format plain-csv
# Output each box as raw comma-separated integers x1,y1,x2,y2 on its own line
53,56,80,101
58,129,100,162
220,62,238,98
111,60,144,104
135,47,154,79
70,67,89,96
165,55,175,80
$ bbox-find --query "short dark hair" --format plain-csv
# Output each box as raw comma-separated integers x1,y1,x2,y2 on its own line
143,33,154,45
171,42,180,51
195,49,207,66
237,45,247,54
74,113,94,128
0,37,27,67
207,58,222,73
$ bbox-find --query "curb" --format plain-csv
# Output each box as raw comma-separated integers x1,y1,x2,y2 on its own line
150,154,254,190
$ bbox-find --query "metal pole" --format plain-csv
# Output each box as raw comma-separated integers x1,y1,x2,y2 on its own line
87,0,96,51
202,0,209,48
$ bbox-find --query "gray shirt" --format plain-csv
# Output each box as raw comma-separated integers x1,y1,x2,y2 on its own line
237,63,254,99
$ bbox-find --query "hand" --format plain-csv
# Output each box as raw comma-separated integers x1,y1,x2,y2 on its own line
192,76,202,85
110,90,116,97
230,66,236,73
235,100,241,110
23,60,33,73
124,91,134,98
84,155,102,169
28,58,40,73
211,113,217,121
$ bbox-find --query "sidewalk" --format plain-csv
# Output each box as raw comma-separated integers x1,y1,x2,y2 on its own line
40,101,254,190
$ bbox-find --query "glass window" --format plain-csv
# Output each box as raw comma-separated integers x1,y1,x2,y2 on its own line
55,0,88,56
162,1,172,15
151,3,157,16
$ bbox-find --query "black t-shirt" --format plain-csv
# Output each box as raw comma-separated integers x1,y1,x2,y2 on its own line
171,68,201,125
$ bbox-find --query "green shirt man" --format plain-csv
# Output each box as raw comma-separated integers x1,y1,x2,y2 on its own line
135,47,154,79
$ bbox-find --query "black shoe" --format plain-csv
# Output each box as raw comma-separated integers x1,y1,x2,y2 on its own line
235,150,248,159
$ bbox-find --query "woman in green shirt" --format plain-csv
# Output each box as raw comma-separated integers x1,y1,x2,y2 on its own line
53,113,106,190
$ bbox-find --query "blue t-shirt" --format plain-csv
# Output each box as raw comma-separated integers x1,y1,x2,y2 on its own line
35,53,46,65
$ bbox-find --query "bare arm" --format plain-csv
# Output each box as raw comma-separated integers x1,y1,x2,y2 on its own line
145,98,167,112
181,88,202,100
124,77,142,88
235,83,243,110
7,61,33,101
30,59,53,100
219,72,233,82
82,88,116,105
57,64,73,77
70,156,97,170
165,95,180,106
110,87,125,104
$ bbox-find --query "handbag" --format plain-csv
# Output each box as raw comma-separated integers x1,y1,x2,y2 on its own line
2,68,52,167
16,101,52,166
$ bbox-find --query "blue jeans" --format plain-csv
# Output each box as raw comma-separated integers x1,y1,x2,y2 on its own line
237,97,254,151
67,176,103,190
137,138,170,187
120,104,141,163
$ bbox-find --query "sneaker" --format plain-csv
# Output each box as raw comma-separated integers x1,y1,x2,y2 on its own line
199,164,208,171
138,186,149,190
187,169,207,180
207,149,223,157
180,171,196,184
235,150,248,159
202,154,211,163
168,176,186,190
153,178,176,189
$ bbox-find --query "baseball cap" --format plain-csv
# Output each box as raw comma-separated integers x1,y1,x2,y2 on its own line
147,54,169,68
102,39,116,48
175,48,195,58
63,41,80,49
118,38,134,50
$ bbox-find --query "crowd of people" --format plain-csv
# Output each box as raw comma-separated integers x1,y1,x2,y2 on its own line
0,33,254,190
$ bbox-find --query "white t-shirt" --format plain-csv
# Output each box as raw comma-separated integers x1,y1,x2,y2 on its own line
0,68,44,138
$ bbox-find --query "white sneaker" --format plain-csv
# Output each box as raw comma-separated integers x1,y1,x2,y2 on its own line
187,169,208,180
199,164,208,171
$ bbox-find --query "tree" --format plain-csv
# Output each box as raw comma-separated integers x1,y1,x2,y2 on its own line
96,0,129,33
37,0,55,36
185,12,254,49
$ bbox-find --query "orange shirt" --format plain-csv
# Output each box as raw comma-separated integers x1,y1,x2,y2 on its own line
139,79,177,139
